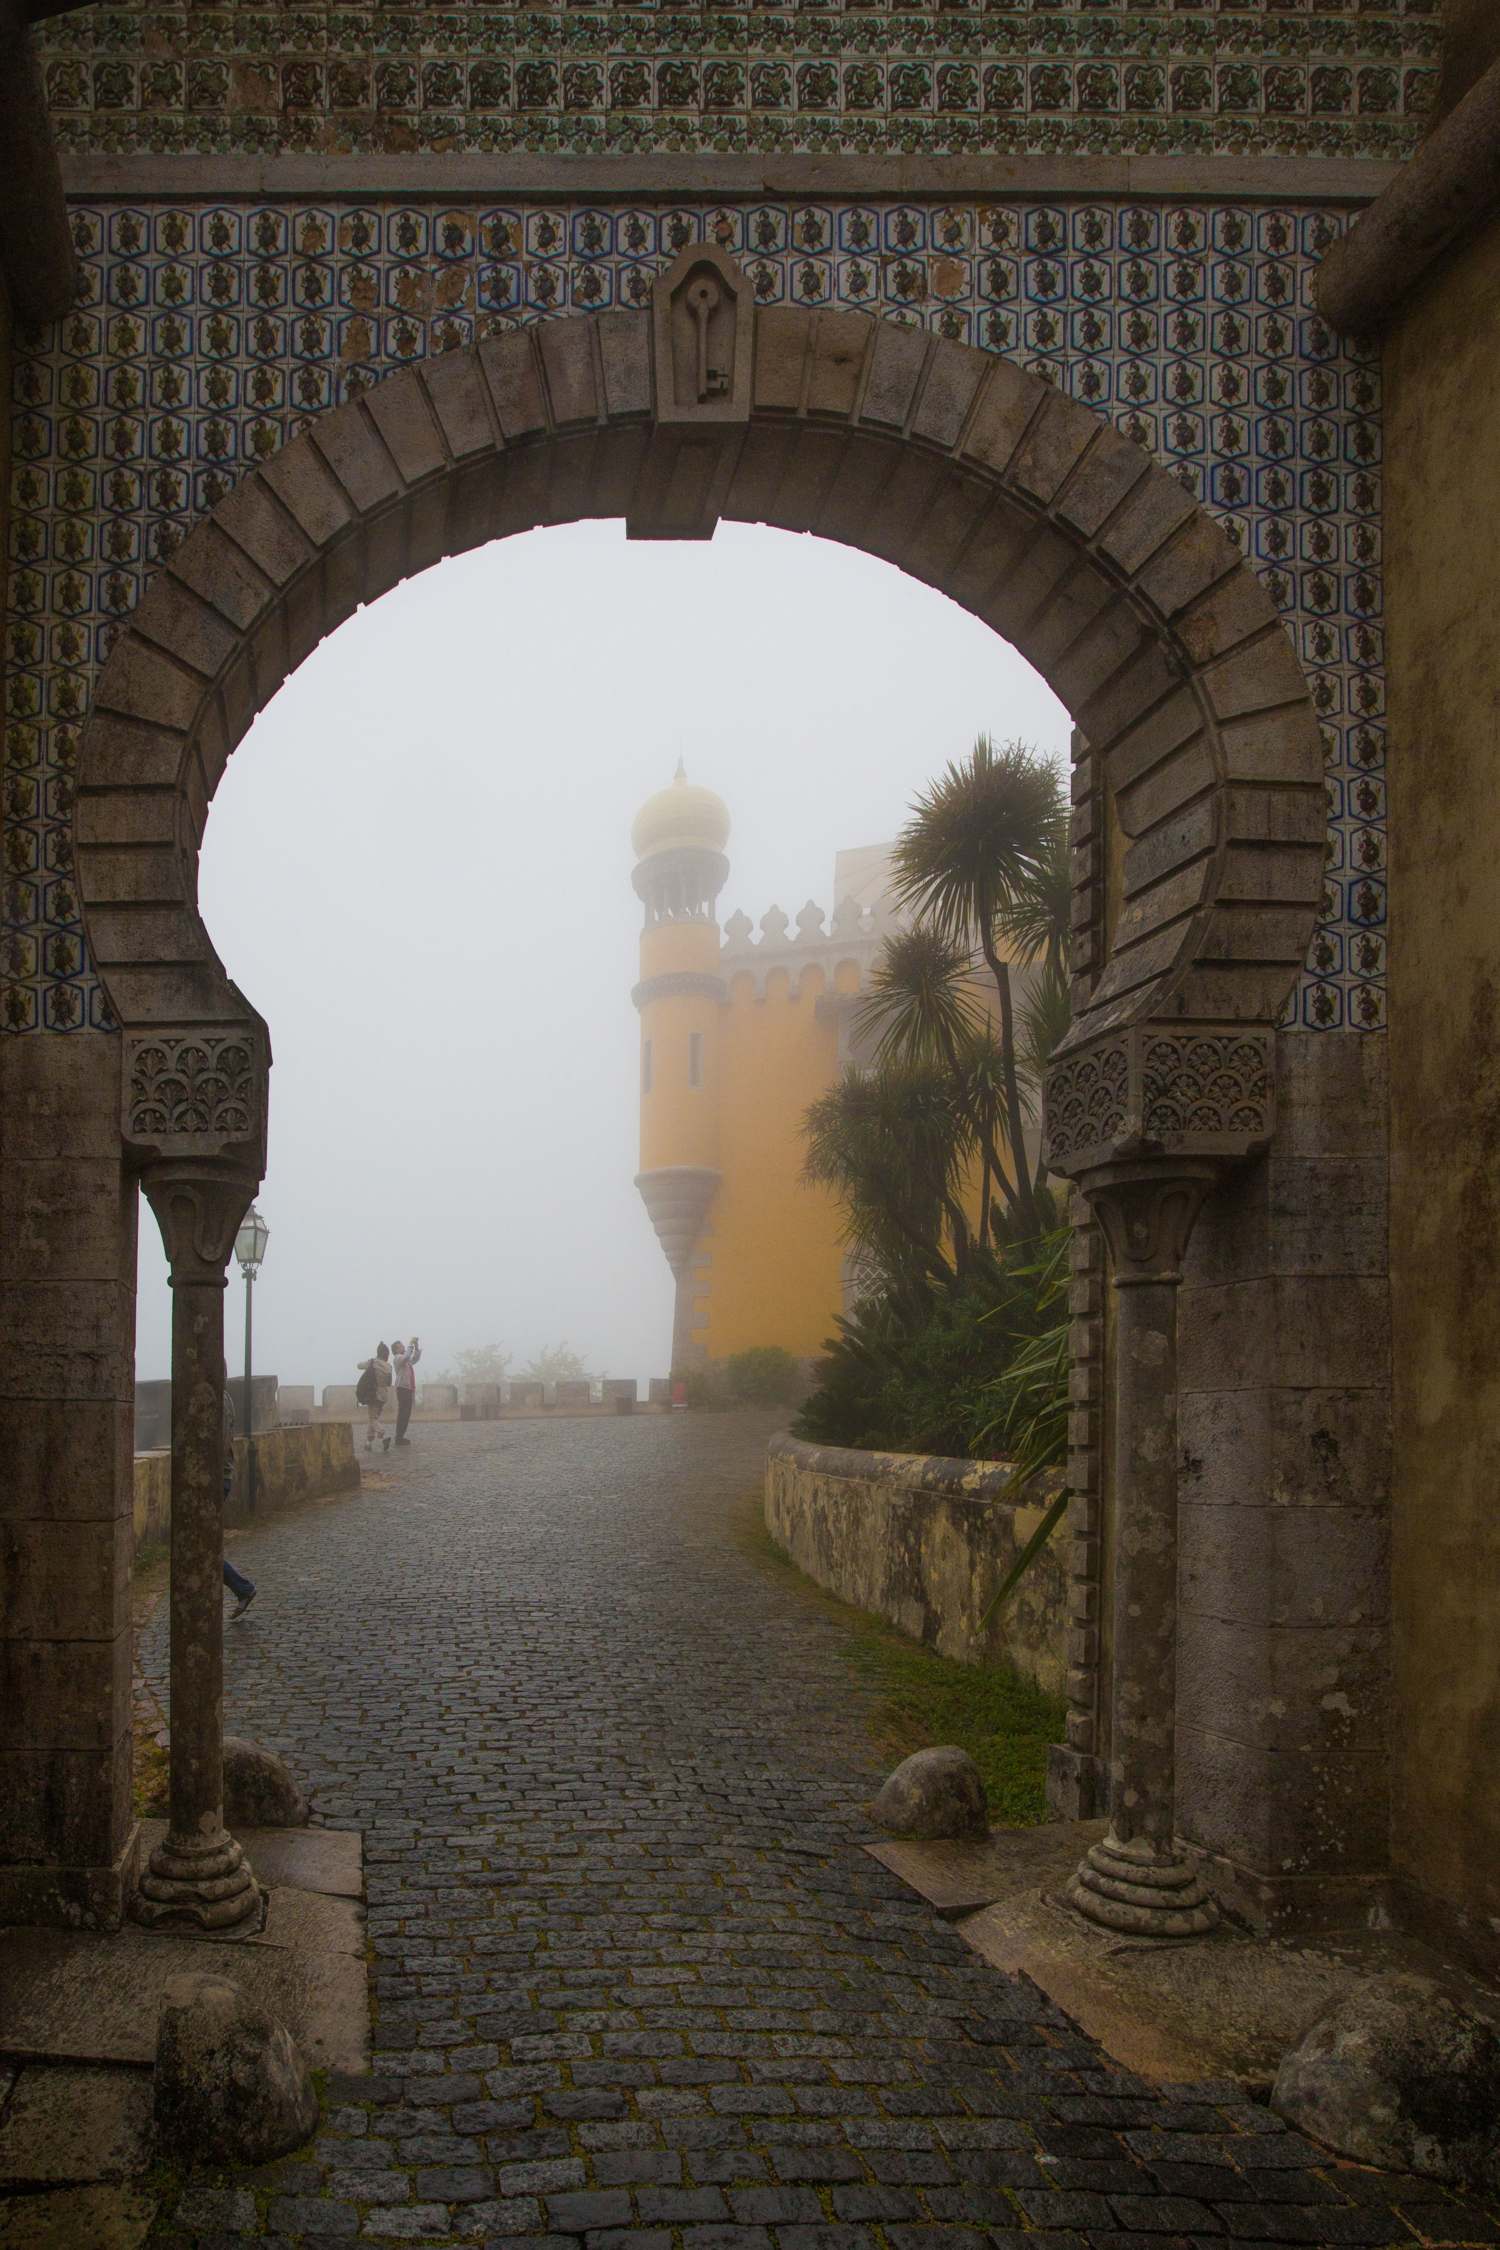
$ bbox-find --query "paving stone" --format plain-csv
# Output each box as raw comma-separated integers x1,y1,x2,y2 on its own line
136,1419,1444,2250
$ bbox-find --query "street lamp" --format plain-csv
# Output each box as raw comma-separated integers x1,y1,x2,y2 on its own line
234,1206,269,1508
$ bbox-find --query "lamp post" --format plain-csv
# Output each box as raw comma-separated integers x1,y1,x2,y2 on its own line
234,1206,269,1510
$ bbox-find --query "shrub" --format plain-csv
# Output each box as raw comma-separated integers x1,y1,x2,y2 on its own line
726,1345,801,1405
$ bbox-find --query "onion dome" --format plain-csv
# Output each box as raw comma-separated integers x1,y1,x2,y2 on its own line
631,760,731,863
631,761,731,926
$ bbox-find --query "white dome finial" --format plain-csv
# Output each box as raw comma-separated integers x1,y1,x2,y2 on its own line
674,756,687,783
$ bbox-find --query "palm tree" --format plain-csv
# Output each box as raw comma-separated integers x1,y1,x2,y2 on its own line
887,736,1066,1237
801,1058,976,1290
855,926,1014,1245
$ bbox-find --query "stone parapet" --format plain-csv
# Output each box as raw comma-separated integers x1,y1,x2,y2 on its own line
132,1420,360,1550
764,1431,1066,1696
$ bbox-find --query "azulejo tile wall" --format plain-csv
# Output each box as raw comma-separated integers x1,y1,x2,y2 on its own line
5,194,1383,1036
38,4,1435,160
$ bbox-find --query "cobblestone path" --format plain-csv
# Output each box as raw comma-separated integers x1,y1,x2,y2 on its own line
146,1417,1491,2250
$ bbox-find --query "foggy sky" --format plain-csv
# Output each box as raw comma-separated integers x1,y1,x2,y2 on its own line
133,518,1069,1394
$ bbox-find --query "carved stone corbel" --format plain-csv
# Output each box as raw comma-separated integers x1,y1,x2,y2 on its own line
627,244,753,543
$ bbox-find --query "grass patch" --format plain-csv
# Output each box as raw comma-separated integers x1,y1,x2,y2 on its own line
733,1492,1064,1826
133,1540,169,1576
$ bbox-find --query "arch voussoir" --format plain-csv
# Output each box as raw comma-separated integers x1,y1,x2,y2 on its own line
75,275,1324,1189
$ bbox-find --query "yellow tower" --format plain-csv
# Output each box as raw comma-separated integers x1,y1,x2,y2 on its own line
632,762,731,1372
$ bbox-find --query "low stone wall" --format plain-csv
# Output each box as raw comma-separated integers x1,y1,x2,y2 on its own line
764,1433,1066,1697
134,1422,361,1550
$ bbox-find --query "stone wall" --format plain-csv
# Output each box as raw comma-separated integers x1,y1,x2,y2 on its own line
764,1432,1066,1696
0,1031,138,1931
1384,195,1500,1955
133,1419,360,1549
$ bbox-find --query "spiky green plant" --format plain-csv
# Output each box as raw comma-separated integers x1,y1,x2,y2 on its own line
888,737,1065,1236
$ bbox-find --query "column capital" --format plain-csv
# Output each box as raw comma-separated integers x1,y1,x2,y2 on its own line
1078,1158,1223,1287
141,1159,260,1286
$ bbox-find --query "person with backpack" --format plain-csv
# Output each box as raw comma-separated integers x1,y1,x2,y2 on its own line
356,1343,394,1452
391,1336,421,1446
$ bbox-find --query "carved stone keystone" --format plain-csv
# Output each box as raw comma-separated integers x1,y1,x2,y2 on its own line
627,244,752,543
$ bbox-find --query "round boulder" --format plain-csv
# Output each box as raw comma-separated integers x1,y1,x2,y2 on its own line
870,1745,988,1840
1273,1973,1500,2194
223,1738,310,1828
153,1974,319,2166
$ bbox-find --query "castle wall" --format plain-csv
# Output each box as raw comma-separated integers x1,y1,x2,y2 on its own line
1384,197,1500,1945
703,961,849,1364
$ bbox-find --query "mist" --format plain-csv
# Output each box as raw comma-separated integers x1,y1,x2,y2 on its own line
132,518,1069,1395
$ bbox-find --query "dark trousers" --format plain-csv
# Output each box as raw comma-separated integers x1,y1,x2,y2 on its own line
396,1387,413,1440
222,1455,254,1600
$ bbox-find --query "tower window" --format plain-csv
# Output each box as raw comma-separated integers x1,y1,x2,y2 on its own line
642,1039,652,1095
688,1032,703,1089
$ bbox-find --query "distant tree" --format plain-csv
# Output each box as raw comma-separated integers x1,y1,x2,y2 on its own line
520,1341,598,1386
727,1345,801,1405
430,1342,513,1388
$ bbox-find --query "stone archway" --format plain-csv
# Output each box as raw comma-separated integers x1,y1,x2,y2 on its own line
73,254,1325,1929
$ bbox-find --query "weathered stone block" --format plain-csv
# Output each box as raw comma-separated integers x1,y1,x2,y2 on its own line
1132,512,1241,625
311,399,404,514
0,1518,130,1644
95,636,202,735
0,1401,133,1524
0,1280,138,1403
1052,424,1150,539
752,305,808,412
1176,1725,1390,1879
130,573,240,683
0,1630,130,1752
598,310,651,420
1178,1608,1389,1754
168,522,275,635
910,338,986,449
1268,1154,1389,1276
0,1736,132,1866
1091,465,1198,579
259,435,358,548
1179,1500,1389,1631
803,310,867,420
480,328,549,441
540,315,599,430
423,349,494,459
1279,1028,1390,1157
365,369,448,480
215,474,315,586
1009,389,1101,504
859,319,927,432
958,355,1039,479
1202,630,1309,721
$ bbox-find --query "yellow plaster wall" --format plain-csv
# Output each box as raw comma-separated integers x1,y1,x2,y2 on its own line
638,917,721,1176
700,963,847,1361
1385,207,1500,1932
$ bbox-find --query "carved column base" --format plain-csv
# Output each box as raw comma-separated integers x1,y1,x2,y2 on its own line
1065,1833,1218,1939
130,1832,261,1931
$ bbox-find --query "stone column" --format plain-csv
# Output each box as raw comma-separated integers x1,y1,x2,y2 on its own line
1065,1158,1222,1940
131,1160,261,1931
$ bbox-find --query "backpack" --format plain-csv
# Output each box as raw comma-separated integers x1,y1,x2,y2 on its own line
355,1363,377,1406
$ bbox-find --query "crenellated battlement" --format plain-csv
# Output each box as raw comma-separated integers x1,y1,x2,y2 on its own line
719,895,899,1005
